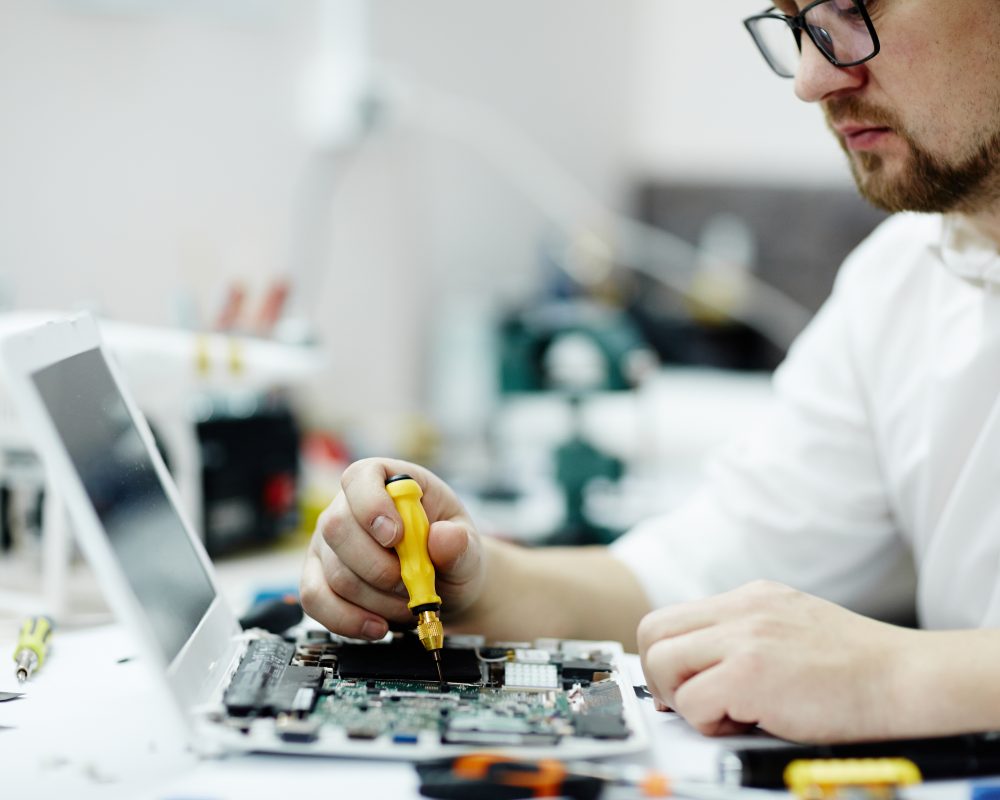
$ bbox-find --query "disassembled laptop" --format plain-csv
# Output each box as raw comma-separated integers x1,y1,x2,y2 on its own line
210,630,634,754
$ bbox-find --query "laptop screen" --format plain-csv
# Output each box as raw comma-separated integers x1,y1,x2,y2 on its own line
32,347,216,663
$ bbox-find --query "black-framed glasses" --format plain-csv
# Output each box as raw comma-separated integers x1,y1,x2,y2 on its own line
743,0,880,79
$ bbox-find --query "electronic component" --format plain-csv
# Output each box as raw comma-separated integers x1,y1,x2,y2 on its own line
218,631,639,754
276,713,321,743
223,639,325,717
337,636,481,683
503,662,559,690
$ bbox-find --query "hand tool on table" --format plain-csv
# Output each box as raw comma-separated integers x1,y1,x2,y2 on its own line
13,615,54,683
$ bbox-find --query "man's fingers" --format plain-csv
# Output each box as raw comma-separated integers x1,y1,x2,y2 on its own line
300,550,391,640
636,581,792,653
315,542,412,623
641,626,728,711
671,661,757,737
308,457,484,634
339,458,473,549
339,460,412,548
637,601,725,656
318,502,406,594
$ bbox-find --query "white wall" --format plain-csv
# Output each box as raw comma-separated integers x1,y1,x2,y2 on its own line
0,1,314,322
0,0,857,445
628,1,853,185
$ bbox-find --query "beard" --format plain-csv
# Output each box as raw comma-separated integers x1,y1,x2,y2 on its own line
825,96,1000,215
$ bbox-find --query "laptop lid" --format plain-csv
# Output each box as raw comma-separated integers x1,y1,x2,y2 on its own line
0,313,243,736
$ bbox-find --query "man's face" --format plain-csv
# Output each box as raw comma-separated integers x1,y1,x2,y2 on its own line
788,0,1000,215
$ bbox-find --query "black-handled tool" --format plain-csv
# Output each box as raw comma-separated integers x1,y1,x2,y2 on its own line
239,595,303,634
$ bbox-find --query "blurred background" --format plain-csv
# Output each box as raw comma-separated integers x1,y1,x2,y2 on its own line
0,0,887,621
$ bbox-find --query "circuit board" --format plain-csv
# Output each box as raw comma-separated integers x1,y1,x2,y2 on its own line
212,629,647,759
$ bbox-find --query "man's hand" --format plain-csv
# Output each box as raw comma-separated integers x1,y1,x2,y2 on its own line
637,580,920,743
300,458,486,640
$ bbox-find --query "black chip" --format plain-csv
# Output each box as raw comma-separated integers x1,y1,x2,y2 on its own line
561,659,614,681
266,666,325,716
336,635,482,683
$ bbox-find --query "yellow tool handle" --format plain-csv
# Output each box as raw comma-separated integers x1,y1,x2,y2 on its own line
386,476,442,611
14,616,54,668
785,758,922,796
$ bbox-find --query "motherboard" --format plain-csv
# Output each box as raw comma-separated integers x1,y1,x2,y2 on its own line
219,630,638,755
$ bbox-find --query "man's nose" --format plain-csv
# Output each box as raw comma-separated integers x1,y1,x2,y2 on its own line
794,31,867,102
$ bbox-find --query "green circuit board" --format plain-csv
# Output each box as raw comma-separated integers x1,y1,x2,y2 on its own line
314,679,576,745
223,631,632,748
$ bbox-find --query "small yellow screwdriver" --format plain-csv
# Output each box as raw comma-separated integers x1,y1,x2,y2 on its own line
385,474,446,685
13,615,54,683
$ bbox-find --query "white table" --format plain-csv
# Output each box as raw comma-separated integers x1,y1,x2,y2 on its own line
0,621,983,800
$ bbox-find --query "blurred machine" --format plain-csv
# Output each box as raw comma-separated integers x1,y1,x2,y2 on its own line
193,394,300,557
499,301,655,393
496,300,657,545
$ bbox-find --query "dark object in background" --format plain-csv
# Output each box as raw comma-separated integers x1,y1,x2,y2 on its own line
197,396,299,557
627,310,783,373
0,486,10,552
0,447,46,553
239,595,304,634
634,182,888,371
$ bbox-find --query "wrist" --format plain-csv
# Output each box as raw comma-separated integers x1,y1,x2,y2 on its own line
878,626,933,736
885,628,1000,737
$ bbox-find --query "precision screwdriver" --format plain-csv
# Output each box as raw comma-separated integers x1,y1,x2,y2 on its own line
385,474,446,685
13,615,54,683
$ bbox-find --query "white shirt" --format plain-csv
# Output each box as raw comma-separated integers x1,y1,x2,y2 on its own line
611,212,1000,629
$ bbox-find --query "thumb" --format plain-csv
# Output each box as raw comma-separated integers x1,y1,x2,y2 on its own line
427,519,480,591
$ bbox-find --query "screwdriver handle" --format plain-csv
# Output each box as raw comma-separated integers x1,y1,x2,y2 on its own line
386,475,441,611
14,615,54,677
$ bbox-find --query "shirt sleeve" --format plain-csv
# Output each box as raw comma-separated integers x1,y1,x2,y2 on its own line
610,260,916,622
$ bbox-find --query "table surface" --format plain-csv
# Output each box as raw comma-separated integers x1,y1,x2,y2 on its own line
0,546,984,800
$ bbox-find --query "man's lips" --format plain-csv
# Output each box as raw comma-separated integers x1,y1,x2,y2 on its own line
834,123,894,150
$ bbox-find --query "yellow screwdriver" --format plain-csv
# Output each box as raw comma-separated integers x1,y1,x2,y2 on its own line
13,615,54,683
385,474,446,685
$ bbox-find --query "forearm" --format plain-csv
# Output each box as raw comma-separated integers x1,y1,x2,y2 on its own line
445,537,653,651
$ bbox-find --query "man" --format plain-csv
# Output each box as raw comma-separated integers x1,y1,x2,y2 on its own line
300,0,1000,744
